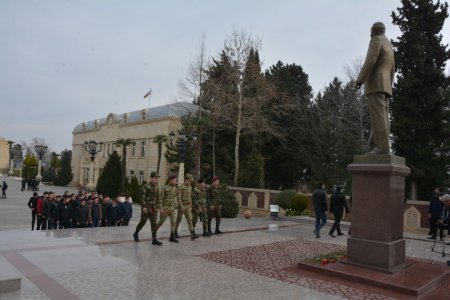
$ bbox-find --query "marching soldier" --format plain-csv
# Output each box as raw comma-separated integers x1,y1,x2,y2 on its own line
133,172,163,246
175,174,198,240
156,173,181,243
192,178,211,237
207,176,223,235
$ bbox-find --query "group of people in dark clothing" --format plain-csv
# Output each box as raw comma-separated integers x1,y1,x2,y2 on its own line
27,190,133,230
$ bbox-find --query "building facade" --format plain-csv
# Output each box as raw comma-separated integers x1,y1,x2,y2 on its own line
0,137,10,171
71,102,193,187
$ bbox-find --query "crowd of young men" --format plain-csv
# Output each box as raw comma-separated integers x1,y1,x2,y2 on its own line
133,172,222,246
27,190,133,230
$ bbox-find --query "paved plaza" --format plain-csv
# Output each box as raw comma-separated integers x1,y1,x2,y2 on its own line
0,177,449,299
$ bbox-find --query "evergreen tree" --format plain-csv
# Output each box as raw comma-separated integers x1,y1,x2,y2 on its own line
391,0,450,199
53,150,73,186
22,154,38,180
263,61,313,189
96,151,122,197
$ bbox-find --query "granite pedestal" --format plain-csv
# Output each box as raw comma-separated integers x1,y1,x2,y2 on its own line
347,155,410,273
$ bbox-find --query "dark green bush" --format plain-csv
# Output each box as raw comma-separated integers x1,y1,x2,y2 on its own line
274,189,296,209
291,194,309,214
220,184,238,218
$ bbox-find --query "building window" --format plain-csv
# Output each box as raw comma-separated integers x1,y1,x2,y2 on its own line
130,170,135,177
131,142,136,158
141,141,145,158
139,171,144,184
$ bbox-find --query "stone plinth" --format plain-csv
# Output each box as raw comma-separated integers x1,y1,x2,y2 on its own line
347,154,410,273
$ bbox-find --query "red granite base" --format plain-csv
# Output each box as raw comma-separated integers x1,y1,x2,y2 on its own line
296,258,450,298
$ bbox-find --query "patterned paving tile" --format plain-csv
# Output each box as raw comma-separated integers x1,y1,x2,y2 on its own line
199,238,398,300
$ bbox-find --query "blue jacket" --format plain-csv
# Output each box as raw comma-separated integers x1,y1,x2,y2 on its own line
120,202,132,219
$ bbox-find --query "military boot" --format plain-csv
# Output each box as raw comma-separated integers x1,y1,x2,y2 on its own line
190,230,198,240
206,222,213,235
169,233,179,243
133,231,139,242
214,219,223,234
174,229,180,239
203,224,211,237
152,232,163,246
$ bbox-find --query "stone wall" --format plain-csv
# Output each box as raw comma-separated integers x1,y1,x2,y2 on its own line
230,186,430,231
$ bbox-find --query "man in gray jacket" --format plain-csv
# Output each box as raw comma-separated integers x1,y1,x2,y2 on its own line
356,22,395,155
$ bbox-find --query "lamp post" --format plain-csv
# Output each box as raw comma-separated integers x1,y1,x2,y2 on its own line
34,145,48,181
8,142,17,176
84,140,103,191
169,128,197,185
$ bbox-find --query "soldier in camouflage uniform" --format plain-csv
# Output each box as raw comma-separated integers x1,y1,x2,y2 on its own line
156,173,181,243
133,172,162,246
175,174,198,240
207,176,223,235
192,178,211,237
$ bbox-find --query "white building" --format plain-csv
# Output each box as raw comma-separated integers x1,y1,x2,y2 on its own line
71,102,194,187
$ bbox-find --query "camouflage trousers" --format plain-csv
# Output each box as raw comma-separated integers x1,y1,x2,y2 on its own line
192,208,208,232
135,206,158,234
156,208,177,233
208,206,221,229
175,206,194,231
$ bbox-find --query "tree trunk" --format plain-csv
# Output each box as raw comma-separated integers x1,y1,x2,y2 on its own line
120,147,127,193
212,126,216,177
194,136,201,181
157,144,162,175
233,101,243,187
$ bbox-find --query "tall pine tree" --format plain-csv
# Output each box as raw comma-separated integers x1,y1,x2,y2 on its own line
391,0,450,199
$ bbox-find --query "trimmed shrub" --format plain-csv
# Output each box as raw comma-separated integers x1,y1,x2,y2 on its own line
274,189,296,210
291,194,309,214
220,184,239,218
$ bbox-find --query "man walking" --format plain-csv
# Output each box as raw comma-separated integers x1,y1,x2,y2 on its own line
133,172,162,245
428,187,444,239
156,174,181,243
328,186,350,237
1,181,8,198
175,174,198,240
193,178,211,237
312,183,327,238
207,176,222,235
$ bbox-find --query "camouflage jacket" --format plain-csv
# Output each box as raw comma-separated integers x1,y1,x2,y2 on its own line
192,186,206,209
206,185,221,207
179,184,192,208
158,184,180,209
140,182,159,208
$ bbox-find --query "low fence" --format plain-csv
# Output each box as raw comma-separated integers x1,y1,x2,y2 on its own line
230,186,430,232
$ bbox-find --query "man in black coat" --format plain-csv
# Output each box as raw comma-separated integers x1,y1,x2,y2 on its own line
328,186,350,237
428,187,444,239
58,197,73,229
27,192,39,230
312,183,327,238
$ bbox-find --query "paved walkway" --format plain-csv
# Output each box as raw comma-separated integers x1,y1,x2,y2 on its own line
0,176,448,299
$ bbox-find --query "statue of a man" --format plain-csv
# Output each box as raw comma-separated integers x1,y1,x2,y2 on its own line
356,22,395,155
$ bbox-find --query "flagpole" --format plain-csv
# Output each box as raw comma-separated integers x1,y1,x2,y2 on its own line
144,88,152,108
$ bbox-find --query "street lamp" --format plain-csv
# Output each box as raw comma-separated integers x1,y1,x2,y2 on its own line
8,142,17,176
84,140,103,191
34,145,48,181
169,128,196,185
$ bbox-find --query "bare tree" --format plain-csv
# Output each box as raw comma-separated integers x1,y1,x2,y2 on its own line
207,28,280,186
178,33,210,180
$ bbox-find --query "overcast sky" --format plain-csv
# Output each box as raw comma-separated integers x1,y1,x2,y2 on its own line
1,0,449,153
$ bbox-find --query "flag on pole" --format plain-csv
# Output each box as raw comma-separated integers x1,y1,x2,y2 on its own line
144,88,152,99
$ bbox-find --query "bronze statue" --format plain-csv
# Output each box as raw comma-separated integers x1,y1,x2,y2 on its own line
356,22,395,154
